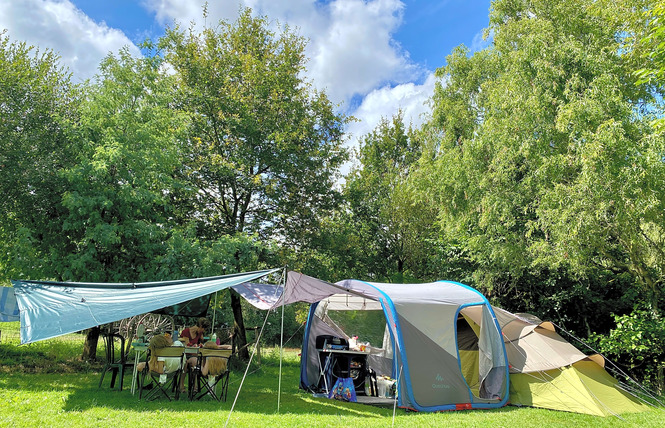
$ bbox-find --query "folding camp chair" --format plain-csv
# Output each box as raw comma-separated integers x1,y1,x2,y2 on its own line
98,332,130,391
188,348,232,402
138,346,186,401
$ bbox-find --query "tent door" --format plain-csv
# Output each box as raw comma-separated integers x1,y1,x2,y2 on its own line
457,305,507,402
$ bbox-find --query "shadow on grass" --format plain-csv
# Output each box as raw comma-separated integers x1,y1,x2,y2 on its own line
0,359,520,419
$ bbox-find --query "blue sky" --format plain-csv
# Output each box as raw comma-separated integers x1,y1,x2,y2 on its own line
0,0,492,145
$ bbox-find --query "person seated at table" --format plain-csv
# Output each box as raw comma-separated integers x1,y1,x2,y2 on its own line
178,317,211,347
136,334,181,374
201,340,232,377
178,339,232,392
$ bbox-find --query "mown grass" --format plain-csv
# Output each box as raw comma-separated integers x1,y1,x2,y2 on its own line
0,323,663,427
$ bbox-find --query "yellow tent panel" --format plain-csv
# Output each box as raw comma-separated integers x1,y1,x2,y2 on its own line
509,359,648,417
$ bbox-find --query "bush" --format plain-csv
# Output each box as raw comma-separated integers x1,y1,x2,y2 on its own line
590,309,665,393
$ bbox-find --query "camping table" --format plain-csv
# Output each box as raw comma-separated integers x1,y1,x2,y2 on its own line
131,344,198,394
316,348,369,394
130,342,149,395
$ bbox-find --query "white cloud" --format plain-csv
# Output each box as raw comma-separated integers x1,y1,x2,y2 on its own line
305,0,420,105
145,0,422,107
144,0,240,29
347,72,436,144
339,72,436,176
1,0,434,176
470,27,492,52
0,0,140,82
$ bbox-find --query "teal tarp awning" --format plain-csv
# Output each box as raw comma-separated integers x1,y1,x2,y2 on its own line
12,269,280,344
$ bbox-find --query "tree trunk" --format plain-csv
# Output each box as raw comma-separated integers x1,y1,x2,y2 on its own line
81,326,100,361
230,288,249,360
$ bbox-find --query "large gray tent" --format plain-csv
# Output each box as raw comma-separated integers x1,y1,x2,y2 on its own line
288,272,510,411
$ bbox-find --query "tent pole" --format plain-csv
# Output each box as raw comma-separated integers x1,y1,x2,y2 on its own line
225,267,287,428
212,291,218,335
225,295,272,428
392,364,403,427
277,267,287,413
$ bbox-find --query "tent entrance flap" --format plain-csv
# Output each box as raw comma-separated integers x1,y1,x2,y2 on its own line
456,305,508,402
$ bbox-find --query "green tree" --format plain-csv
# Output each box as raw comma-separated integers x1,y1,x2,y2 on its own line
306,112,466,284
0,32,78,281
159,9,349,357
160,9,348,243
55,47,190,359
635,1,665,98
58,47,188,283
344,112,420,279
59,47,280,359
416,0,664,315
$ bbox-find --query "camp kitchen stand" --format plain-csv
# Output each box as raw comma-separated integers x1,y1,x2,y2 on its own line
316,335,369,396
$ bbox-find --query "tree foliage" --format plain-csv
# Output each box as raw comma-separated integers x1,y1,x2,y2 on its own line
635,0,665,132
55,47,191,282
344,112,422,278
636,1,665,86
591,308,665,391
411,0,664,313
159,9,349,244
0,32,78,281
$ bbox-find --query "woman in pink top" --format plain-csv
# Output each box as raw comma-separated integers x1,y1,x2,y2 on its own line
178,317,212,392
179,317,211,346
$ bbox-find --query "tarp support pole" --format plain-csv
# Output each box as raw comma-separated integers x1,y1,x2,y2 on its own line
225,268,286,428
278,267,286,412
212,291,218,334
392,364,403,427
225,298,272,428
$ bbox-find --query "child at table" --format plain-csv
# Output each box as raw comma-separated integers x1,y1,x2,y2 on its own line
201,341,231,376
137,334,182,374
179,340,232,392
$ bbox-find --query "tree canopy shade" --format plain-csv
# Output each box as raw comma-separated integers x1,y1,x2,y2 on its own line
636,1,665,86
411,0,665,311
159,9,349,244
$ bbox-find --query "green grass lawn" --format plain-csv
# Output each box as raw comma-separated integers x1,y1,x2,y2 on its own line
0,323,663,428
